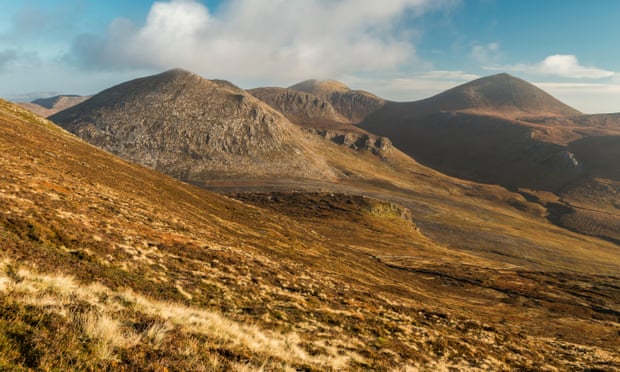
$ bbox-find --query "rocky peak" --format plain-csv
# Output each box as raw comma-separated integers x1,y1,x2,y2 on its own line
50,69,336,183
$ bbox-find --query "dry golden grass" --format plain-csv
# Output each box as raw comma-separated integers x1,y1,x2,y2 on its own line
0,258,359,370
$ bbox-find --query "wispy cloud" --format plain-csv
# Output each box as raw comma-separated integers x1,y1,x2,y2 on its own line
487,54,616,79
470,42,501,64
67,0,459,81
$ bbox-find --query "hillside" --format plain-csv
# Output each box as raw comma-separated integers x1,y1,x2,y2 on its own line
4,98,620,370
50,69,336,183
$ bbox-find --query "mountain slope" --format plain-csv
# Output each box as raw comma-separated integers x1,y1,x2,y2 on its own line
51,69,336,183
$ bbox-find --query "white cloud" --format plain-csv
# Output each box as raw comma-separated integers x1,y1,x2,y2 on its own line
487,54,615,79
418,70,480,81
537,54,614,79
68,0,458,81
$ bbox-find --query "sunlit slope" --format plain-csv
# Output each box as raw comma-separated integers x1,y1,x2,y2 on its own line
3,99,620,370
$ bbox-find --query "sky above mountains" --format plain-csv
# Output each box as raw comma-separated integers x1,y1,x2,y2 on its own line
1,0,619,113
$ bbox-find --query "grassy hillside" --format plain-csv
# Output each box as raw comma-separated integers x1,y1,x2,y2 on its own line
1,99,619,370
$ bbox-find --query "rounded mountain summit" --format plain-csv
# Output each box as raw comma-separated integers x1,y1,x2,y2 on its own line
407,73,581,118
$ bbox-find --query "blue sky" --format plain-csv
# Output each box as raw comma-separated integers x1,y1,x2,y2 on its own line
1,0,619,113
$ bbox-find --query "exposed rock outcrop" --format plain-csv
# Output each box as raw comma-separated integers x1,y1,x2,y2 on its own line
289,79,385,123
248,87,349,128
306,128,392,157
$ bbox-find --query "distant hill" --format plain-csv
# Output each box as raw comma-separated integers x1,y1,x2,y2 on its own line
51,69,336,183
17,95,90,117
32,94,90,110
250,79,385,127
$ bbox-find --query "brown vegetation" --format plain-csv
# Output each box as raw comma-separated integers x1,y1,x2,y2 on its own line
2,68,620,371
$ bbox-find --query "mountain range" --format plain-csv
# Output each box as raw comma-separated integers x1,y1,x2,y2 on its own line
1,69,619,370
49,69,620,244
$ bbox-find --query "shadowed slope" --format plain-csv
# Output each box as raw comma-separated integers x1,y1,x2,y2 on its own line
359,74,586,191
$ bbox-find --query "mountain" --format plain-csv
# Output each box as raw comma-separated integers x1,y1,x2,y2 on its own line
47,69,620,282
17,95,90,118
4,96,620,370
50,69,336,183
359,74,587,192
359,73,620,243
249,73,619,245
408,73,581,119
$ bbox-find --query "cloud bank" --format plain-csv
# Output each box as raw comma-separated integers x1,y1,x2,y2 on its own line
68,0,458,80
488,54,615,79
